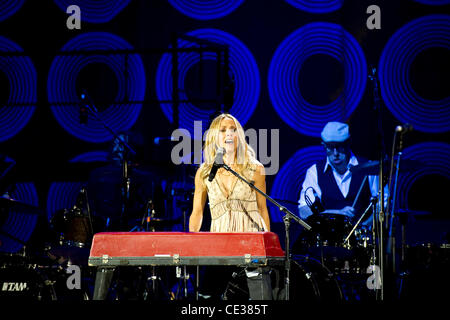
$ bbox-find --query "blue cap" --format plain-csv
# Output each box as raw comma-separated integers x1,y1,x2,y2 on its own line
321,122,350,143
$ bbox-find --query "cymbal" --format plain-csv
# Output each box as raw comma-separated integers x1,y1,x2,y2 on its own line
395,208,431,216
0,196,40,214
350,159,422,175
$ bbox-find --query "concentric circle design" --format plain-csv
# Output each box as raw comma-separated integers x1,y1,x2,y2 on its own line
53,0,131,23
413,0,450,5
69,150,110,163
46,151,110,221
0,36,37,142
285,0,343,14
269,146,325,223
268,22,367,137
0,0,25,21
0,182,39,253
396,142,450,210
156,28,260,134
48,32,146,143
379,14,450,133
168,0,244,20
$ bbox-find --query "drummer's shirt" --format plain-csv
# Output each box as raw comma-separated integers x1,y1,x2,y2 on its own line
298,153,388,215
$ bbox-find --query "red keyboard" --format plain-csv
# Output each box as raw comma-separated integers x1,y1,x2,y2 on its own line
88,232,285,267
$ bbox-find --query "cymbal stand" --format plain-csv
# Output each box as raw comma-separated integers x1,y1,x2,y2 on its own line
80,90,136,229
131,200,170,300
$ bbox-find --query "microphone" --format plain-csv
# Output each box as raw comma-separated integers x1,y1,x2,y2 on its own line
208,147,225,182
395,123,413,134
310,188,324,215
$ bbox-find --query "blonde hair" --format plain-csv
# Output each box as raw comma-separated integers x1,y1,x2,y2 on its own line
200,113,257,181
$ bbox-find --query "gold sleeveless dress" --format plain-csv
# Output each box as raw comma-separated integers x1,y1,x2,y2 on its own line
204,164,268,232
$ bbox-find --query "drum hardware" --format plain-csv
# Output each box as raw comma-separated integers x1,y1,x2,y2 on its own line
130,198,157,232
343,197,377,250
80,90,137,230
127,200,177,300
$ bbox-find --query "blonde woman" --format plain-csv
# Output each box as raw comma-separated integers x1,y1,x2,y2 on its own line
189,113,271,233
188,113,273,300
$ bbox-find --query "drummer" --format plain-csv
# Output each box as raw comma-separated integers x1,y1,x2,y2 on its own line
298,121,387,227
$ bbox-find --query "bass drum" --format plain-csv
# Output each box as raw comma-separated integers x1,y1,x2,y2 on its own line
276,255,343,301
0,263,91,301
0,264,56,300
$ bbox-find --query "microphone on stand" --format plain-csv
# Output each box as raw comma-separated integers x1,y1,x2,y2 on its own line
310,188,324,215
208,147,225,182
395,123,413,134
395,123,413,152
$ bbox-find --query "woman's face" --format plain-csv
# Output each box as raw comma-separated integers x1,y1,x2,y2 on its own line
218,117,238,154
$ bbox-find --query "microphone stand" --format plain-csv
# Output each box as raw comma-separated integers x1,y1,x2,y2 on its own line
368,67,387,301
221,164,312,301
80,92,137,229
386,129,406,278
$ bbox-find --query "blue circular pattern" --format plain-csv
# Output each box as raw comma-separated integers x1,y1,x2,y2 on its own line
285,0,343,14
379,14,450,133
69,150,110,163
0,36,37,142
53,0,131,23
268,22,367,137
413,0,450,5
46,151,110,220
168,0,244,20
397,142,450,211
47,32,146,143
0,0,25,21
269,146,325,223
0,182,39,253
156,28,260,134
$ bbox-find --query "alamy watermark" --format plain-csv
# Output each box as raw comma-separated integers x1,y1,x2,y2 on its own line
170,121,280,176
66,5,81,30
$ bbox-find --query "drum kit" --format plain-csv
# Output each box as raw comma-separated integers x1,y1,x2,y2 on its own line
282,158,449,302
290,212,376,301
0,158,186,301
